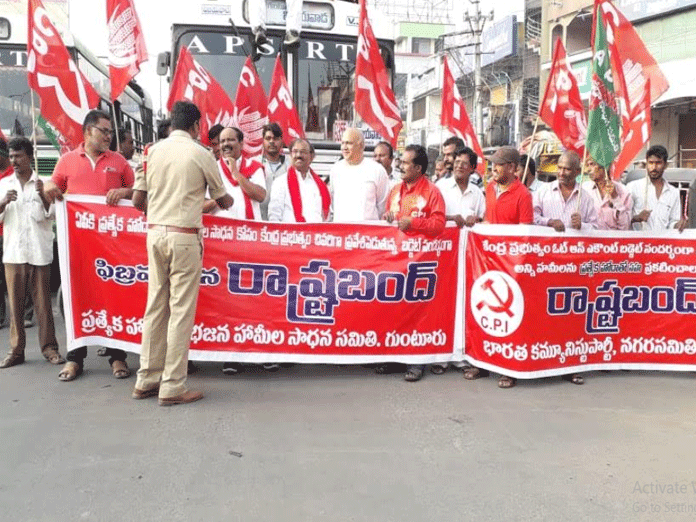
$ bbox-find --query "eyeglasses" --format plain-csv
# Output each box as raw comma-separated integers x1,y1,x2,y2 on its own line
91,126,114,137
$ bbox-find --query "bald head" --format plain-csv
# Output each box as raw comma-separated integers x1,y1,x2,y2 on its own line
341,128,365,165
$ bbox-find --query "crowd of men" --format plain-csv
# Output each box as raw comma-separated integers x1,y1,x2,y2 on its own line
0,100,688,404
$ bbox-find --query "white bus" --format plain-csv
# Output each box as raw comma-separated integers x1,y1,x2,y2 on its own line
157,0,396,174
0,1,154,175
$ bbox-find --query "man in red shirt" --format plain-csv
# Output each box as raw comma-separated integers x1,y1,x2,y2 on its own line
382,144,445,382
384,144,446,237
465,147,533,389
46,110,135,382
484,146,533,225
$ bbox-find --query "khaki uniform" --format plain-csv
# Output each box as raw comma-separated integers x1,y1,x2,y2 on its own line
134,130,227,398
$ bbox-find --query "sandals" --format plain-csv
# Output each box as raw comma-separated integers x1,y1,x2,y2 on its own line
430,364,447,375
498,375,517,389
463,367,490,380
58,361,83,382
562,373,584,385
111,360,131,379
404,367,424,382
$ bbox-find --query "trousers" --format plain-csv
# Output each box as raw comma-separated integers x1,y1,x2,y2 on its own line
4,263,58,357
136,229,203,398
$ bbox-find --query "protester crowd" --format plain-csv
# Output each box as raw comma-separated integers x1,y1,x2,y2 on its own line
0,100,687,405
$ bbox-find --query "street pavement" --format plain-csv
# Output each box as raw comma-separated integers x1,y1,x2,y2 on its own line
1,298,696,521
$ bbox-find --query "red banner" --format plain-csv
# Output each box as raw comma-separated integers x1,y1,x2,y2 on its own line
27,0,101,149
106,0,148,101
466,226,696,377
441,56,485,175
232,57,269,158
57,198,462,363
166,46,235,146
355,0,402,147
612,79,651,179
539,39,587,157
267,55,305,146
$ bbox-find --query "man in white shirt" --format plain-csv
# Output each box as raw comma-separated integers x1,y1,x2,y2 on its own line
430,146,485,375
269,139,331,223
330,128,389,222
435,136,465,192
374,141,399,192
260,122,288,220
204,127,266,220
204,127,277,375
0,138,64,369
533,150,596,386
441,147,486,229
533,151,598,232
627,145,686,231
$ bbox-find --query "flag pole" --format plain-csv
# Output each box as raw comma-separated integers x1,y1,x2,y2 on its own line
30,90,40,175
521,116,540,187
111,103,120,154
576,146,587,213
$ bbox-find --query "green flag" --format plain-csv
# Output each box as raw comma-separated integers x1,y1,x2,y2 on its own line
37,114,62,152
586,7,621,169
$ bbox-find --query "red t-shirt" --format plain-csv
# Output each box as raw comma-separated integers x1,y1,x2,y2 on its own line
485,178,533,225
386,176,446,236
51,143,134,196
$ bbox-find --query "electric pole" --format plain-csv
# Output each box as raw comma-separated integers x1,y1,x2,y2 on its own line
464,0,494,146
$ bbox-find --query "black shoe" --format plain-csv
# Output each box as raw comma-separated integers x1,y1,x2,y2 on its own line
187,361,198,375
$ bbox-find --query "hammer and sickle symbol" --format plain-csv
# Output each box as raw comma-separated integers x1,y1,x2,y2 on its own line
475,278,514,317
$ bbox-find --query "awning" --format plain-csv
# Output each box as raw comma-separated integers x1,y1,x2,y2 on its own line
654,58,696,105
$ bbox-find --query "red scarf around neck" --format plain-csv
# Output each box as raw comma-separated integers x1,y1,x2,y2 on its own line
218,157,255,219
287,166,331,222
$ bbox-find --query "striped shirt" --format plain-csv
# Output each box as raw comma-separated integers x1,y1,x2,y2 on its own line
533,180,598,230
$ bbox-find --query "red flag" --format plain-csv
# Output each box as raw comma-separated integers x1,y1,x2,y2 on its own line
166,46,236,146
612,79,651,179
355,0,402,147
106,0,148,101
267,55,305,146
539,39,587,156
232,57,269,158
441,56,485,174
593,0,668,118
27,0,101,150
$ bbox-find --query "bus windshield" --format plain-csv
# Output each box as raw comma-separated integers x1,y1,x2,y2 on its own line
177,29,394,144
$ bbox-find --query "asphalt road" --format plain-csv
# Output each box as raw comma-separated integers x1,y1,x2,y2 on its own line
1,299,695,521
